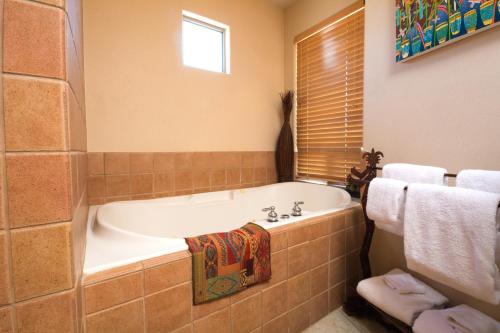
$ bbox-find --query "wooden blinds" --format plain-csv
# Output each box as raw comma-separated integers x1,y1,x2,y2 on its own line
296,3,364,183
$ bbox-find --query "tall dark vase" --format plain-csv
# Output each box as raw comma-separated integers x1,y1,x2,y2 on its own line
276,91,295,182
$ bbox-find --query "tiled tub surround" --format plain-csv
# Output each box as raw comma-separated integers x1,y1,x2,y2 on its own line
82,206,365,333
0,0,88,332
87,151,277,205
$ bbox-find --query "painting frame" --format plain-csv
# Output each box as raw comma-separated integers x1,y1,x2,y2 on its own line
396,0,500,62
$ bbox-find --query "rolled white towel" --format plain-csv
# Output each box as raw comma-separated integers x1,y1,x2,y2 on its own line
457,169,500,194
446,305,500,333
383,272,426,294
367,178,407,236
382,163,448,185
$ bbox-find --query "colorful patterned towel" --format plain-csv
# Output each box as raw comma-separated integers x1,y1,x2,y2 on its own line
185,222,271,304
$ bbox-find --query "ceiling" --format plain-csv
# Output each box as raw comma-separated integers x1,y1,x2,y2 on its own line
269,0,298,9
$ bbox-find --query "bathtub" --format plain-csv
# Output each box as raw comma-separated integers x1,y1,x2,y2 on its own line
84,181,355,275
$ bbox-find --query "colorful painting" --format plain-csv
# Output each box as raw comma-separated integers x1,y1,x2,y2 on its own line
396,0,500,62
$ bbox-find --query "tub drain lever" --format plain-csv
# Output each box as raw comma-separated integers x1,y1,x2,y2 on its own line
292,201,304,216
262,206,279,222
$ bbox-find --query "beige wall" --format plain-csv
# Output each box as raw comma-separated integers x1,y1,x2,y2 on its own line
84,0,284,152
364,0,500,320
364,0,500,172
285,0,500,320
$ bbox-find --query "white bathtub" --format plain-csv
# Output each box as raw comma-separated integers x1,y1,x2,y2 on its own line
84,182,354,275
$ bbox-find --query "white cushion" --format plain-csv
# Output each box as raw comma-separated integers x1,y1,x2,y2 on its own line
356,268,448,325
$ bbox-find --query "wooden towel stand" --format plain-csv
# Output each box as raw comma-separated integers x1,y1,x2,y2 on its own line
340,149,468,332
340,148,411,330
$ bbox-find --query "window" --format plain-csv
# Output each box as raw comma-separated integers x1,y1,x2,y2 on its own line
182,11,230,74
295,2,364,184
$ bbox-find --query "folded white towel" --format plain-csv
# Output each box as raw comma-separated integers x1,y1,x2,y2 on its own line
367,178,407,236
383,272,426,294
413,305,500,333
383,163,448,185
446,305,500,333
413,309,456,333
404,184,500,305
357,268,448,325
457,169,500,194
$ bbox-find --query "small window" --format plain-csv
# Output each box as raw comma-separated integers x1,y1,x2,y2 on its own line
182,11,230,74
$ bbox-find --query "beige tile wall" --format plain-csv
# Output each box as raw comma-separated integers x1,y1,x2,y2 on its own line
82,207,365,333
0,0,88,331
87,152,277,205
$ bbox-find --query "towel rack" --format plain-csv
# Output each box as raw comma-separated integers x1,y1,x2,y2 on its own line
374,167,499,207
375,166,457,178
342,149,499,331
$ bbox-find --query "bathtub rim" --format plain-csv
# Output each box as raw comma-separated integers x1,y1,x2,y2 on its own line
84,207,361,278
84,182,357,276
94,182,352,241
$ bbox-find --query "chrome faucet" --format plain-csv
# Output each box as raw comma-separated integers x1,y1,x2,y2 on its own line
292,201,304,216
262,206,278,222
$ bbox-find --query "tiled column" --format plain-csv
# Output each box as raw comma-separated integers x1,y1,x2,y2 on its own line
0,0,88,331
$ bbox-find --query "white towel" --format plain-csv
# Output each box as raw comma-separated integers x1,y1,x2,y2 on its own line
383,272,426,294
413,305,500,333
383,163,448,185
446,305,500,333
356,268,448,326
457,169,500,194
367,178,407,236
404,184,500,305
413,309,456,333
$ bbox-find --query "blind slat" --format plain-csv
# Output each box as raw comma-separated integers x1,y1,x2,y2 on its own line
296,8,364,183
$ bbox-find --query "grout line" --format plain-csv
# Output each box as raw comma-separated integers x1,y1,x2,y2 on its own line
143,281,191,298
141,269,147,333
82,262,144,287
1,0,18,330
3,72,66,84
9,220,74,233
18,0,63,10
85,297,143,318
12,286,74,306
5,150,79,155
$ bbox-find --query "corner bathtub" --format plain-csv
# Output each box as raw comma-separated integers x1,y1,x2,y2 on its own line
84,181,355,275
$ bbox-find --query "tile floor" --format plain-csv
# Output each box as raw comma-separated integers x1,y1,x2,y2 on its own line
306,308,399,333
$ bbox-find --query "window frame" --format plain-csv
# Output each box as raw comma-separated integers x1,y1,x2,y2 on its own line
182,10,231,74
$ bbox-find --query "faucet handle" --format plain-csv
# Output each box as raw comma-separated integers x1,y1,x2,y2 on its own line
262,206,276,212
262,206,278,222
292,201,304,216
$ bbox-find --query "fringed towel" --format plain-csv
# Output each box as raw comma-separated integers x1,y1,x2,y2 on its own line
185,222,271,304
404,184,500,305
